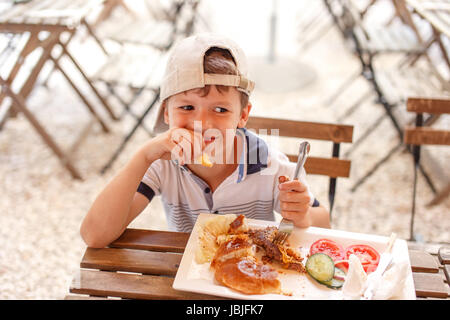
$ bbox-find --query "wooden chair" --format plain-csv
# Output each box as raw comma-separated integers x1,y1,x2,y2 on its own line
404,97,450,240
246,116,354,216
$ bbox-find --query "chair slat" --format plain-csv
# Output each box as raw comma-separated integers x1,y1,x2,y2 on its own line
407,97,450,114
404,127,450,146
70,269,222,300
109,229,189,253
444,265,450,285
246,116,354,143
81,247,182,276
286,155,351,178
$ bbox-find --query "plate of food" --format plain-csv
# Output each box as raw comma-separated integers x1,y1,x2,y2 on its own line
172,213,416,300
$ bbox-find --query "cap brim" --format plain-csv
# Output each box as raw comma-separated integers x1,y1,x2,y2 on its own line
151,101,169,134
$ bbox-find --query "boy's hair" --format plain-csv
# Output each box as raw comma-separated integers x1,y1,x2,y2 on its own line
200,47,249,109
164,47,249,109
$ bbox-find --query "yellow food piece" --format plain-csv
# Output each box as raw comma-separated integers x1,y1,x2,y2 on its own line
195,214,237,264
198,153,213,167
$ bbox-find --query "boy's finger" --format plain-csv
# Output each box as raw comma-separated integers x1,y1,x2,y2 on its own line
278,180,307,192
281,210,308,221
279,191,311,203
280,201,309,212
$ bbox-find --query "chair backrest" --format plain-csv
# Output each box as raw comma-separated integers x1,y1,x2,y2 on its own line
246,116,354,215
404,97,450,147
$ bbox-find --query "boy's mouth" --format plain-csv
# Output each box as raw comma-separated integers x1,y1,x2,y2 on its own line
204,135,216,145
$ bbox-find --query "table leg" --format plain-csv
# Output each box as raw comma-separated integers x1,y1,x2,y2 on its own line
57,40,118,121
82,18,109,56
49,55,110,133
0,79,82,180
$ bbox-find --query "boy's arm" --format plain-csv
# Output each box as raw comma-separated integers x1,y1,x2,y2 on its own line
80,127,203,247
80,149,152,248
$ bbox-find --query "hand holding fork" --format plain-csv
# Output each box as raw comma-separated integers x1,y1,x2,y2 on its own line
275,142,311,244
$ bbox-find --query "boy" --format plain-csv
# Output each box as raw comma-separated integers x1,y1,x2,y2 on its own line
80,34,330,248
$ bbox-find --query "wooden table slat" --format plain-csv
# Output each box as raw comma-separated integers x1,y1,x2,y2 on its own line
438,247,450,265
409,250,439,273
70,269,223,300
64,294,116,300
444,265,450,285
109,229,190,253
81,247,182,276
413,273,449,298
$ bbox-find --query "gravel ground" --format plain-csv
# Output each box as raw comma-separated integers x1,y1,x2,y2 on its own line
0,0,449,299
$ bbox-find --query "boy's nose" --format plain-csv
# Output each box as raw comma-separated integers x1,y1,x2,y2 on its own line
195,111,213,130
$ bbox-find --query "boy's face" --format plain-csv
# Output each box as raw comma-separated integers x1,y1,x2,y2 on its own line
164,85,251,164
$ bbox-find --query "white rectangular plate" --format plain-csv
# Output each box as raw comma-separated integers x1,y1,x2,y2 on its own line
173,213,416,300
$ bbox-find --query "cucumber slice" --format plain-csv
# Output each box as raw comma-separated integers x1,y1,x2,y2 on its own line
321,267,346,289
306,253,335,282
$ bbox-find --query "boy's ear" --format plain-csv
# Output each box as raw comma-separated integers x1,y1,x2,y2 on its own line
238,103,252,128
163,102,169,125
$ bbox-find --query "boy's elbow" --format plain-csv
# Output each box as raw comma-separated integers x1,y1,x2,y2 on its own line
80,226,108,248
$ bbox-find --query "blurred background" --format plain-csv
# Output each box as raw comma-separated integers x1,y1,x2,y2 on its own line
0,0,449,299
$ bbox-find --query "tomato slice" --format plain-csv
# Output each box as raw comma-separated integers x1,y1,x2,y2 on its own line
345,244,380,266
334,261,349,273
363,264,378,274
310,239,346,262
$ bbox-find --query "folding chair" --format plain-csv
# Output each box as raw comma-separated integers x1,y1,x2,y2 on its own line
322,0,427,108
296,0,336,52
95,0,199,48
336,0,449,192
404,97,450,240
246,116,354,216
93,0,200,121
99,1,201,174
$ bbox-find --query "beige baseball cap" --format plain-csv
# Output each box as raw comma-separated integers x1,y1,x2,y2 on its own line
152,33,255,134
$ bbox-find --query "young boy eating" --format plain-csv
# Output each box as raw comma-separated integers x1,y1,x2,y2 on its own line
80,34,330,248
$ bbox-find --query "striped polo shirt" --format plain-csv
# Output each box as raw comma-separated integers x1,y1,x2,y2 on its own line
137,128,319,232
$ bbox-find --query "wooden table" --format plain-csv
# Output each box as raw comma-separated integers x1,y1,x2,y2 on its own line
0,0,118,179
66,228,450,300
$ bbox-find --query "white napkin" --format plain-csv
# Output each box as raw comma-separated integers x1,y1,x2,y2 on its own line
342,254,367,299
342,254,409,300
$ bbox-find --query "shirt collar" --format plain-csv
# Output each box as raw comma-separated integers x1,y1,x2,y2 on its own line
236,127,268,183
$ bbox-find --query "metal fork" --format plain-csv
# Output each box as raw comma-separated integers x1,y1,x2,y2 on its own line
274,141,311,245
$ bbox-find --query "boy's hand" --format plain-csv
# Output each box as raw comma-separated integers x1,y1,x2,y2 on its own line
140,127,205,165
278,175,312,228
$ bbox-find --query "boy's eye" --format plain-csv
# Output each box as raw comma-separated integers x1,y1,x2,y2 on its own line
180,105,194,111
214,106,228,113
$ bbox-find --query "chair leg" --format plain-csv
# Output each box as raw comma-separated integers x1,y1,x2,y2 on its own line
323,69,361,106
336,88,373,122
57,41,119,121
343,112,388,157
101,91,160,174
410,162,419,241
328,177,336,219
49,56,110,133
1,81,82,180
427,183,450,207
351,141,403,192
